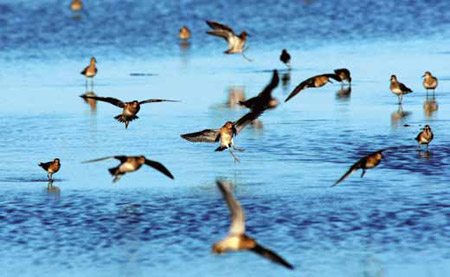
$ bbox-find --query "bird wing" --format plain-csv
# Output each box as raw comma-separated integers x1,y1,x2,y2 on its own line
332,157,365,187
322,73,341,82
207,29,234,42
38,161,52,170
399,82,413,93
250,244,294,270
144,159,174,179
216,180,245,235
234,110,264,135
284,77,315,102
206,21,235,33
83,96,125,108
82,156,128,163
180,129,220,143
139,99,179,105
258,70,279,98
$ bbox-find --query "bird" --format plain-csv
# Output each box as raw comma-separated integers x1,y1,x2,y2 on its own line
80,57,97,88
334,68,351,85
415,125,433,151
212,180,294,270
179,26,191,40
205,21,252,61
280,49,291,69
238,70,279,112
38,158,61,181
180,111,262,163
390,75,412,104
422,71,438,94
70,0,82,12
332,148,395,187
81,95,178,129
83,155,174,183
285,73,341,102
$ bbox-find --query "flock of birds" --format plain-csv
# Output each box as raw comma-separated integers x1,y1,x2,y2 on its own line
33,0,440,271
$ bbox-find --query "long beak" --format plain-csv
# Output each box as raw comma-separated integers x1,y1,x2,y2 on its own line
421,74,425,78
328,80,334,84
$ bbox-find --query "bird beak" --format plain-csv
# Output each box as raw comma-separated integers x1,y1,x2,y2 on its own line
328,80,334,84
421,74,425,78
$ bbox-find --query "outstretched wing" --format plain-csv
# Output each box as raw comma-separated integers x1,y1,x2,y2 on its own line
216,180,245,235
180,129,220,143
250,244,294,270
83,96,125,108
82,156,128,163
234,110,264,134
258,70,279,98
284,76,315,102
206,21,235,42
139,99,179,105
206,21,235,33
144,159,174,179
332,158,364,187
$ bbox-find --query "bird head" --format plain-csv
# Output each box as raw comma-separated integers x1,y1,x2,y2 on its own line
422,71,431,78
240,31,249,38
54,158,60,163
131,101,139,107
223,121,234,129
390,75,397,81
90,57,97,64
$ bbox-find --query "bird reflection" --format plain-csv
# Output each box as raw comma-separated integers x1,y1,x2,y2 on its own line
281,72,291,92
390,104,411,128
70,0,83,20
336,86,351,101
80,91,97,114
226,87,246,109
423,95,438,118
46,180,60,194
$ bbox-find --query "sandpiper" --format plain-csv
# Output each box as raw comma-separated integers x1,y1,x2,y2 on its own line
390,75,412,104
206,21,252,61
415,125,433,151
83,155,174,183
212,180,294,270
422,71,438,94
334,68,351,85
238,70,279,112
80,57,97,88
38,158,61,181
332,148,394,187
180,111,263,163
179,26,191,40
285,73,340,102
82,95,178,129
280,49,291,69
70,0,82,12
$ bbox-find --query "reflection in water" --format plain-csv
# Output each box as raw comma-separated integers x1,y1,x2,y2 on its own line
70,0,83,20
336,86,352,101
80,91,97,114
179,41,191,67
250,119,263,129
226,86,246,109
423,94,438,118
391,104,411,128
46,181,60,195
418,150,432,160
281,72,291,92
361,256,385,277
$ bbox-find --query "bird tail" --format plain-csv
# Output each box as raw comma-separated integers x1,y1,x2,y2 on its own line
114,114,139,123
108,166,119,176
215,146,227,152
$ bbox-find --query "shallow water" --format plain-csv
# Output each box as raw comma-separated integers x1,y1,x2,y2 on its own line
1,0,450,276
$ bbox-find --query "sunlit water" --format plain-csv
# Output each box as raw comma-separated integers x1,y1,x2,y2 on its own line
1,0,450,276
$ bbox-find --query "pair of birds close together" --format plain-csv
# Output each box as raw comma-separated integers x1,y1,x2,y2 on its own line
390,72,438,104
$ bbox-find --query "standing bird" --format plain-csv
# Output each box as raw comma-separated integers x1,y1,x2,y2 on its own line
179,26,191,40
390,75,412,104
212,181,294,270
70,0,82,12
280,49,291,69
285,73,340,102
334,68,352,85
81,95,178,129
83,155,174,183
422,71,438,94
181,111,262,163
415,125,433,151
38,158,61,181
238,70,279,112
332,148,394,187
80,57,97,89
206,21,252,61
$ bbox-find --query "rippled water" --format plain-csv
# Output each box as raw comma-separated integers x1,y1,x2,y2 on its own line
1,0,450,276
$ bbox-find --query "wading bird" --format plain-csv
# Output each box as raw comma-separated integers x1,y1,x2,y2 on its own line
206,21,252,61
390,75,412,104
415,125,433,151
81,57,97,88
422,71,438,94
38,158,61,181
280,49,291,69
285,73,340,102
179,26,191,40
70,0,82,12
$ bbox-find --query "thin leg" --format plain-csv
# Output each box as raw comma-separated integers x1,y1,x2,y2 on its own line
85,78,88,90
426,144,429,152
241,47,253,62
228,148,240,163
233,145,245,152
360,169,366,178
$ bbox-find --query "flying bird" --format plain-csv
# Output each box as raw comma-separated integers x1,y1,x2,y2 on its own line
238,70,279,112
285,73,341,102
206,21,252,61
81,57,97,88
422,71,438,93
415,125,433,151
334,68,351,85
83,155,174,183
390,75,412,104
38,158,61,181
81,95,178,128
332,148,395,187
212,180,294,270
280,49,291,69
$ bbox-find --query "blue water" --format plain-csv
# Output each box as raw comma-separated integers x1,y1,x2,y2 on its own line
1,0,450,276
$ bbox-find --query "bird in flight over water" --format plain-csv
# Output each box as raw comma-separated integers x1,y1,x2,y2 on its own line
285,73,341,102
206,21,252,61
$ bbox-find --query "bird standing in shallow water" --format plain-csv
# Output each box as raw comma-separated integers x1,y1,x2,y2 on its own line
83,155,174,183
212,180,294,270
390,75,412,104
70,0,82,12
38,158,61,181
285,73,340,102
81,95,178,129
179,26,191,40
81,57,97,89
422,71,438,94
280,49,291,69
415,125,433,151
334,68,352,86
206,21,252,61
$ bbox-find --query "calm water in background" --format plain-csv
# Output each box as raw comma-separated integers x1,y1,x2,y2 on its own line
1,0,450,276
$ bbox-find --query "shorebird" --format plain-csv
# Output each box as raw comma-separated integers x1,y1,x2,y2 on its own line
206,21,252,61
83,155,174,183
285,73,340,102
238,70,279,112
81,57,97,88
38,158,61,181
180,111,262,163
280,49,291,69
179,26,191,40
415,125,433,151
81,95,178,129
390,75,412,104
70,0,82,12
422,71,438,94
334,68,352,85
212,180,294,270
332,148,394,187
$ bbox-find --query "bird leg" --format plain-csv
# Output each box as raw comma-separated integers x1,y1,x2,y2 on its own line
398,94,403,104
241,47,253,62
233,145,245,152
228,148,240,163
125,121,129,129
360,169,366,178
